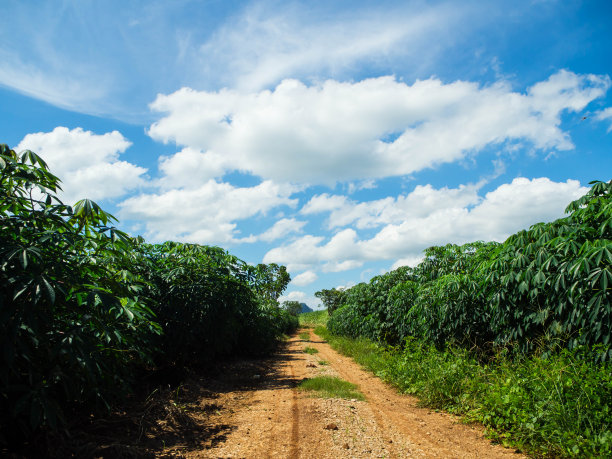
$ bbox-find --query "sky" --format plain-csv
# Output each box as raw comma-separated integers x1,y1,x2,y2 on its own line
1,0,611,308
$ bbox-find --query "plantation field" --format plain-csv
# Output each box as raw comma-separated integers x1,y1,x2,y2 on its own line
1,144,609,457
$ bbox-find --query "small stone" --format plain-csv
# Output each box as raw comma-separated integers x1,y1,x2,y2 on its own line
325,423,339,430
343,443,350,449
306,363,317,367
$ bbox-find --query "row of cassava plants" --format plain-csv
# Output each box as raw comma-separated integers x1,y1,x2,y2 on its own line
320,179,611,456
325,179,611,359
0,144,297,448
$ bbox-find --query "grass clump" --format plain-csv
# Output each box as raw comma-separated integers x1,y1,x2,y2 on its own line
318,360,330,365
299,376,364,400
299,331,310,341
303,346,319,354
299,310,329,328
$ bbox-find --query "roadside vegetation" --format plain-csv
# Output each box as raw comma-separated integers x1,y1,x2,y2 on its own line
317,179,612,458
299,309,329,327
0,145,298,451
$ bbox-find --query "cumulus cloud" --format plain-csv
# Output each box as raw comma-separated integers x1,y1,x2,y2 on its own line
291,270,318,287
257,218,307,242
302,183,481,229
148,71,609,186
157,147,228,189
264,177,588,271
118,180,298,244
595,107,612,132
17,126,146,204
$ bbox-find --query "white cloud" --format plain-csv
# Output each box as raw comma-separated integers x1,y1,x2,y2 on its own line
157,147,228,189
148,71,609,186
595,107,612,132
17,127,145,204
291,270,318,287
257,218,307,242
264,177,588,272
196,2,464,91
118,180,297,244
391,255,425,270
302,183,481,229
0,50,112,114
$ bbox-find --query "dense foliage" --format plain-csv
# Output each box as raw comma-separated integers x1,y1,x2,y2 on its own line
326,180,611,360
0,144,295,446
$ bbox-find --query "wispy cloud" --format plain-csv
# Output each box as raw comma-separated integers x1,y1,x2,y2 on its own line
195,1,467,91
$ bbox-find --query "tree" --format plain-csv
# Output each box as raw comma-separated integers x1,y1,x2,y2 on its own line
281,300,302,316
314,288,346,314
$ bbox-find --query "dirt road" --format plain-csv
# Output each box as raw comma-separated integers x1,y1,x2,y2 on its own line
163,329,523,458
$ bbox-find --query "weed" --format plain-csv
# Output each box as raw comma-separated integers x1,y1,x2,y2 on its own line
303,346,319,354
299,376,365,400
318,360,330,365
299,331,310,341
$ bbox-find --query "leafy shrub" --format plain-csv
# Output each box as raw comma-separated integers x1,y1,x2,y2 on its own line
0,145,160,443
485,180,611,359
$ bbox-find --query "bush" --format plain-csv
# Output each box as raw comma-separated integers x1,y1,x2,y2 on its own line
0,145,160,444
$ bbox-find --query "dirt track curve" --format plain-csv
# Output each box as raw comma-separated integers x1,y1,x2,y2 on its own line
166,329,523,458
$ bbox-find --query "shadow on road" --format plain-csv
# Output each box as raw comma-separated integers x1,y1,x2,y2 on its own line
45,339,305,457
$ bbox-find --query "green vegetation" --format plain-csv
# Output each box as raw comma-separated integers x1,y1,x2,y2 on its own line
315,327,611,457
318,180,612,457
281,300,302,316
299,309,329,327
298,376,364,400
318,360,330,365
0,145,297,448
303,346,319,354
299,331,311,340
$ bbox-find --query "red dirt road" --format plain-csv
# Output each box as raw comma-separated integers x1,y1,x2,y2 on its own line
181,330,523,458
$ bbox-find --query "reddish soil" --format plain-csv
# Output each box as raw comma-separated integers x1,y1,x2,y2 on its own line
58,330,524,458
165,330,522,458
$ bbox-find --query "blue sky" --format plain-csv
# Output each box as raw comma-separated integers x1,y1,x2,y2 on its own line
1,0,611,308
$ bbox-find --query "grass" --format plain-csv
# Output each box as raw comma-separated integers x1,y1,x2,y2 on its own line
298,376,365,400
318,360,330,365
299,310,329,328
314,326,612,458
299,331,310,341
303,346,319,354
